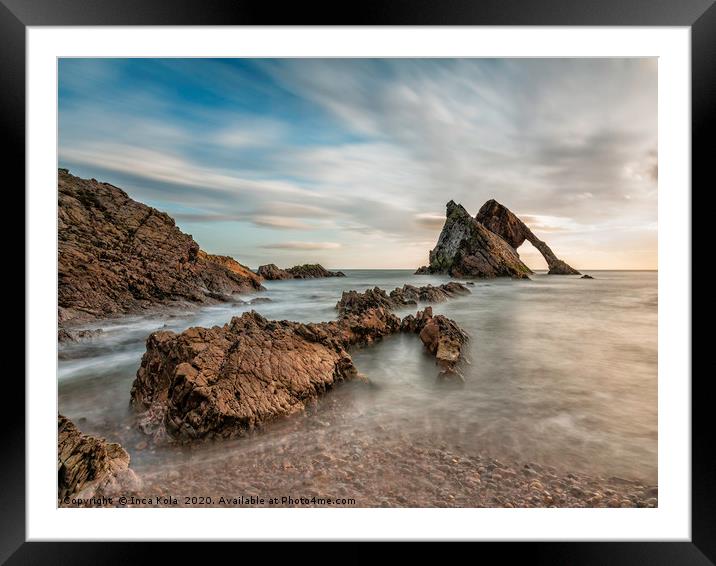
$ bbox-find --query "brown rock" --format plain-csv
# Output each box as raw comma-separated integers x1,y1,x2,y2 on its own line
131,312,363,440
58,169,263,323
257,263,345,280
132,287,468,441
415,201,532,278
476,199,580,275
58,414,140,503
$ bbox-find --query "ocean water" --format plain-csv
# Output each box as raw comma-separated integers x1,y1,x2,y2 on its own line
58,270,658,495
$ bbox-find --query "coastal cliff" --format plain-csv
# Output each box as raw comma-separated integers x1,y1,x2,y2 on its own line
58,169,263,323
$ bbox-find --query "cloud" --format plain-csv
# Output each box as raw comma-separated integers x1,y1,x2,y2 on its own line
415,212,446,230
260,241,342,250
59,58,657,268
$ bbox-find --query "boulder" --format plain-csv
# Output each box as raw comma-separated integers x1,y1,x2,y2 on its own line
58,414,140,503
131,312,363,440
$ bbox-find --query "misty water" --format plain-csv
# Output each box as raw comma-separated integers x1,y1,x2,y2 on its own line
58,270,657,504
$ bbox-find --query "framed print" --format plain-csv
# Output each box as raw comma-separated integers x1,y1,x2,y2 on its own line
7,0,712,562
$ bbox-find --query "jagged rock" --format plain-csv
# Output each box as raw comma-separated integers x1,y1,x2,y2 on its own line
337,283,470,315
415,201,532,279
58,328,104,343
58,414,140,503
400,306,468,374
58,170,264,323
133,287,469,441
257,263,345,280
131,312,366,440
390,282,471,305
287,264,345,278
336,287,397,315
581,274,594,279
256,263,293,280
475,199,580,275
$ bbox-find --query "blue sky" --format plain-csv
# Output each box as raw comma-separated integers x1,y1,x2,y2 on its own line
58,58,657,269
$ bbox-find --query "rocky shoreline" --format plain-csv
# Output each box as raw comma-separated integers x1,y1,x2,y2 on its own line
57,171,654,509
129,282,471,442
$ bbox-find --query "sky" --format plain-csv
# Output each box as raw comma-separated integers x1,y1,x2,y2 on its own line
58,58,657,270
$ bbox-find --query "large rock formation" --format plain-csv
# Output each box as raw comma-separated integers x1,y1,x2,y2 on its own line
131,312,363,440
58,169,263,323
475,199,580,275
58,414,140,503
415,201,532,278
257,263,345,280
132,285,470,441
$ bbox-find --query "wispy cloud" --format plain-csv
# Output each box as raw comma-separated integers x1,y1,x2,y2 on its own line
59,58,657,269
260,241,342,250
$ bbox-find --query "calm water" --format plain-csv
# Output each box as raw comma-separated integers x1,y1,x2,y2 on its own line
58,270,657,488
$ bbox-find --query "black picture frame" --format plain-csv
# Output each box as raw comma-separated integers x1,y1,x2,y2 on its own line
6,0,710,562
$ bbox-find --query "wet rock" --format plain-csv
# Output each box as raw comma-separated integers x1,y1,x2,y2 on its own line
581,274,594,279
58,327,104,343
415,200,532,279
58,169,263,323
247,297,272,304
58,414,140,503
131,311,363,441
476,199,580,275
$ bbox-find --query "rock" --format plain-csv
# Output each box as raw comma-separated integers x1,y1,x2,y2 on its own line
415,201,532,279
131,311,363,440
256,263,294,280
133,287,469,441
58,169,263,323
581,274,594,279
257,263,345,280
475,199,580,275
248,297,272,304
337,282,470,315
58,328,104,343
389,282,471,305
416,308,469,372
336,287,396,315
58,414,140,503
287,264,345,278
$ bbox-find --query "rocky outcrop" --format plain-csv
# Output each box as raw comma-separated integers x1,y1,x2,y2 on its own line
581,274,594,279
475,199,580,275
257,263,345,280
336,282,471,315
58,328,104,343
58,414,140,503
416,201,532,279
133,285,470,441
58,169,263,323
256,263,293,280
401,307,468,379
131,312,365,440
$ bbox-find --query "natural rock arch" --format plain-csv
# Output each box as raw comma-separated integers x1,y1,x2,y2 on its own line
475,199,580,275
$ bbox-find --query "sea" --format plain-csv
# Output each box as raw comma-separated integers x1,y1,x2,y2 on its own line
58,270,658,502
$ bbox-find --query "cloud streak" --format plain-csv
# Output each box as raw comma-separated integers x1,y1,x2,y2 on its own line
59,58,657,269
